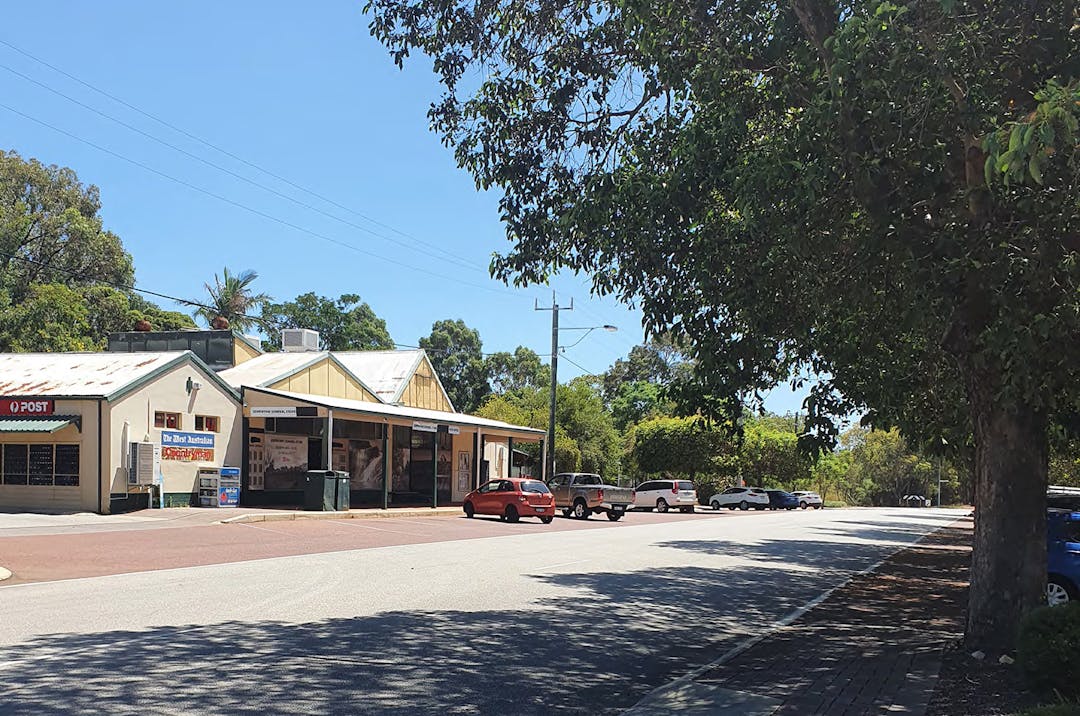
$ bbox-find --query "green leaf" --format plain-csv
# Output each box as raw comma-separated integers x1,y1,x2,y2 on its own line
1029,157,1044,185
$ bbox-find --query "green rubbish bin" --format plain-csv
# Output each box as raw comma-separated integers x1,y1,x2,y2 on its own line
303,471,338,511
332,471,350,511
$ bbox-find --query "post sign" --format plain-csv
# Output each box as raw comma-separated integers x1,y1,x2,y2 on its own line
412,422,438,433
0,399,54,416
161,431,215,462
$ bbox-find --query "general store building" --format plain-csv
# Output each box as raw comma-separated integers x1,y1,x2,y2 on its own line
218,345,545,508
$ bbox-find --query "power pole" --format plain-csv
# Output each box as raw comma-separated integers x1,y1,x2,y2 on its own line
536,292,572,481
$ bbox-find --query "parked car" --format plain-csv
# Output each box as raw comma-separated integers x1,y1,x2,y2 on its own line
634,479,698,513
1047,509,1080,606
792,491,824,510
463,478,556,524
765,490,799,510
548,473,636,521
710,486,770,511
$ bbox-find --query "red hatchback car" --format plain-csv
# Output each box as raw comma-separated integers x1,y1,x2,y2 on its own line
463,478,556,523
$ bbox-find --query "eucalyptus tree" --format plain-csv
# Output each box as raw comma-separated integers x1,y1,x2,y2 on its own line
366,0,1080,649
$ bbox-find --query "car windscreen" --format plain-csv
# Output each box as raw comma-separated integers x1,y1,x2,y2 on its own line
574,475,602,485
520,481,550,494
678,481,694,491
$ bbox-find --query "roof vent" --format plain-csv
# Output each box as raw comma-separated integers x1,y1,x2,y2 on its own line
281,328,320,352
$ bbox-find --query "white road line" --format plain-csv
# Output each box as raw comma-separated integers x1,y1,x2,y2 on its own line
533,559,590,571
321,521,429,537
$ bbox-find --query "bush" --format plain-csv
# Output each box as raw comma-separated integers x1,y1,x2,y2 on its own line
824,500,848,508
692,475,726,505
1017,603,1080,697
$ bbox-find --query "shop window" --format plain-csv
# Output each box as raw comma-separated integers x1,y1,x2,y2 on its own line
195,415,219,433
2,444,28,485
333,420,384,440
0,444,78,487
154,411,181,430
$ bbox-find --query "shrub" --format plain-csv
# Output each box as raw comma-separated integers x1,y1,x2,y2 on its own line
1017,603,1080,697
824,500,848,508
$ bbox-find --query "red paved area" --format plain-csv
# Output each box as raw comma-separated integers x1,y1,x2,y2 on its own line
0,509,727,586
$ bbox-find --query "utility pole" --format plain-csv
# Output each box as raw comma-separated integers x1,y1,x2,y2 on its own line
536,292,572,481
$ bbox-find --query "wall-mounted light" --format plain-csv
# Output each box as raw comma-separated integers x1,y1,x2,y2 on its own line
186,377,202,394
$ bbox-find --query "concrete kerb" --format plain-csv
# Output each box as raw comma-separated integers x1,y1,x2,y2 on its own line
220,507,463,525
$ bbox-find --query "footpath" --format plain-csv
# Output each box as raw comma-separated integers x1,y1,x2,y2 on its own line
628,518,972,715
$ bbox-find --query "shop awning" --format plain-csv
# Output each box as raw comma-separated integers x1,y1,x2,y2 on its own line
0,417,80,433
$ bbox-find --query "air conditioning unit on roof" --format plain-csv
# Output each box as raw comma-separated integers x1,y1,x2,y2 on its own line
281,328,320,352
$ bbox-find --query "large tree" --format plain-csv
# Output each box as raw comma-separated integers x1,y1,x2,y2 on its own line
420,319,491,412
486,346,550,394
261,292,394,351
366,0,1080,648
0,149,133,301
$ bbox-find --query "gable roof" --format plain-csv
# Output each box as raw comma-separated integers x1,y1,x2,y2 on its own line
334,349,453,409
0,351,239,401
217,351,381,400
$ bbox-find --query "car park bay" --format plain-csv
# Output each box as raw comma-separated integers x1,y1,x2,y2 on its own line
0,507,967,714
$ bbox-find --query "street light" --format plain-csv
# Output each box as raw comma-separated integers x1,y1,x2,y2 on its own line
536,294,618,481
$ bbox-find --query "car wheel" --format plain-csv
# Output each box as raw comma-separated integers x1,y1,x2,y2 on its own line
463,502,475,518
739,500,749,511
711,500,721,511
573,500,590,519
800,501,808,510
680,506,693,514
1048,576,1076,606
656,498,669,513
728,504,737,510
504,505,520,523
562,508,573,518
814,504,823,509
606,511,623,522
540,516,554,524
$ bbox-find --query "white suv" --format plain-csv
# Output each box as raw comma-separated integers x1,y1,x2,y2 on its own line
792,491,824,509
710,487,770,511
634,479,698,513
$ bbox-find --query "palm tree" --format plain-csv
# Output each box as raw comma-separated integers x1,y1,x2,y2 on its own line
191,267,271,333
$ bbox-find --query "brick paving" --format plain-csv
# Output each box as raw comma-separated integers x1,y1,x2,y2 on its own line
695,518,971,714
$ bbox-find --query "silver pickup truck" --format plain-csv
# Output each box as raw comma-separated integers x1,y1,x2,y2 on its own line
548,472,635,521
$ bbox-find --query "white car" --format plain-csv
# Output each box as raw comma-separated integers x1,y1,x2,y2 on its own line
710,487,770,511
634,479,698,513
792,491,824,509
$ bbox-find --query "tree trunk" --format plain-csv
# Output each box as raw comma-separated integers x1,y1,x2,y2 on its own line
965,371,1048,652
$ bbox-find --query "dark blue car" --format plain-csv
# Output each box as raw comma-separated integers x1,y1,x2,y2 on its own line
1048,510,1080,606
766,490,799,511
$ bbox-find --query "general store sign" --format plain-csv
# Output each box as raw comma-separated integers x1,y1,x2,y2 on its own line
412,421,438,433
161,430,215,462
250,406,297,417
0,399,54,416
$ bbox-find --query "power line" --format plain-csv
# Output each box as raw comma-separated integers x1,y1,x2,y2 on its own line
0,101,531,298
0,62,483,273
0,37,478,270
0,249,268,324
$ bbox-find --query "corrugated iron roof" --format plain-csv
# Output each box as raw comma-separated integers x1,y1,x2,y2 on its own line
0,352,187,398
218,352,330,389
248,386,545,435
333,350,425,402
0,417,79,433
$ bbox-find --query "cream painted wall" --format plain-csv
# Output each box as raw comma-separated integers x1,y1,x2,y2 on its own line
267,358,378,403
0,398,100,513
107,362,241,498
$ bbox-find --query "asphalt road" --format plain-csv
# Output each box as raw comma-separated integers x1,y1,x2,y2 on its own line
0,507,966,715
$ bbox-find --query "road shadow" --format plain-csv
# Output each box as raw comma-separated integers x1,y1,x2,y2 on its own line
0,560,854,715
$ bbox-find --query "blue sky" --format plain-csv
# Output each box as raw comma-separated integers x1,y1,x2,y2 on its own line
0,1,805,414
